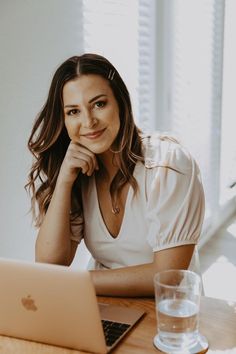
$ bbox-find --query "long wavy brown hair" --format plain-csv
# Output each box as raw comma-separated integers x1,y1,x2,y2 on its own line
25,53,143,226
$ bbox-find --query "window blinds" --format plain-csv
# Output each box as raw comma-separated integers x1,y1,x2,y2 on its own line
220,0,236,204
138,0,157,131
155,0,225,220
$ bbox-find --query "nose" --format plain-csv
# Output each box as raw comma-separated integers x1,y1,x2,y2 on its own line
81,110,97,128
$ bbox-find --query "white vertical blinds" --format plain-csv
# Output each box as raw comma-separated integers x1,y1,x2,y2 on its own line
156,0,225,219
138,0,157,131
208,0,225,210
220,0,236,204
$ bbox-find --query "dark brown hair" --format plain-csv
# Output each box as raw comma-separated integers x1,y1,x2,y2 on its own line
25,53,143,226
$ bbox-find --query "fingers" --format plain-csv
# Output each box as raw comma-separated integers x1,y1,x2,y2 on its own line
67,141,99,177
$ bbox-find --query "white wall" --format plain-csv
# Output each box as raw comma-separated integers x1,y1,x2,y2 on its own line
0,0,84,261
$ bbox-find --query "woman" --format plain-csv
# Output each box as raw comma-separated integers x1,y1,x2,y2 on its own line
26,53,205,297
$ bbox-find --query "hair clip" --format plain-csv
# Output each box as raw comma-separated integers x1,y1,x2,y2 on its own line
108,69,115,81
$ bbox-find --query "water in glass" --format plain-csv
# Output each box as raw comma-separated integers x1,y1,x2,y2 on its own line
157,298,199,350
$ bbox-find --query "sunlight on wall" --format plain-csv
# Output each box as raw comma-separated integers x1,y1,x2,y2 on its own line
202,255,236,302
227,223,236,238
202,218,236,302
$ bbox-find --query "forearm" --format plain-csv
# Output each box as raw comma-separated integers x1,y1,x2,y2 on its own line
35,179,73,265
90,245,195,297
90,262,156,297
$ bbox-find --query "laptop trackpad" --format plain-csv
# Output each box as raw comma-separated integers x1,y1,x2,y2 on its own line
98,302,145,324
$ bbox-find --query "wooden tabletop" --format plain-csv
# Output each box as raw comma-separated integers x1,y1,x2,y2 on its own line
0,296,235,354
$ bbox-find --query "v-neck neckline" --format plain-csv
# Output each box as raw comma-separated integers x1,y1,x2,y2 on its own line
93,168,136,240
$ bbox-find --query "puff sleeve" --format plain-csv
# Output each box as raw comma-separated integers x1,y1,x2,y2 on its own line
146,140,205,252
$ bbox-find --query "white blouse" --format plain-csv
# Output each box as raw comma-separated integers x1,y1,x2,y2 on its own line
70,136,205,270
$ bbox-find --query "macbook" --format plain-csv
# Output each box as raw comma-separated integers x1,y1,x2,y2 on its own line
0,257,145,353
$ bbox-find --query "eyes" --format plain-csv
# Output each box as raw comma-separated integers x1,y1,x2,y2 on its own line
67,108,79,116
65,100,107,117
94,100,106,108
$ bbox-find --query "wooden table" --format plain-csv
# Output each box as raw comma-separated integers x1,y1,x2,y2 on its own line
0,296,235,353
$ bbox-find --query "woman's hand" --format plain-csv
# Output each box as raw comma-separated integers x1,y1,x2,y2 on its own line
58,141,99,184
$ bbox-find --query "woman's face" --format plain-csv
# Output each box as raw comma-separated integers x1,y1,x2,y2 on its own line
63,74,120,155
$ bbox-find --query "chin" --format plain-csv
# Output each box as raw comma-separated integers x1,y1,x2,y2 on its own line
90,146,110,155
85,139,116,154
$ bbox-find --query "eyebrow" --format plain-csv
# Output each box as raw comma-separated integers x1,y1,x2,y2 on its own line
64,94,107,108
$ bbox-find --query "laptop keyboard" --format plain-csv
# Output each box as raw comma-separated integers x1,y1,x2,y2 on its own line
101,320,131,347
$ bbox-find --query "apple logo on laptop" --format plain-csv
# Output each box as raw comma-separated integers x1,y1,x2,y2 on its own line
21,295,38,311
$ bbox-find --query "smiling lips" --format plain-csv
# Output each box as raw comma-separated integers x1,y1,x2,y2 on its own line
82,128,106,139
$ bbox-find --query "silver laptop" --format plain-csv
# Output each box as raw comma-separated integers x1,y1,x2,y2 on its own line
0,257,145,354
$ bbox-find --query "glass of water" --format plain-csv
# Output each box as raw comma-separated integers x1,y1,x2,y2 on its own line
153,269,208,354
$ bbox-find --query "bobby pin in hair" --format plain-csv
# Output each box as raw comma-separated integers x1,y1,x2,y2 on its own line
108,69,115,80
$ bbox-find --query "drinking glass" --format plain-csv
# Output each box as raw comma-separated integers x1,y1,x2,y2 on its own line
153,269,208,353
